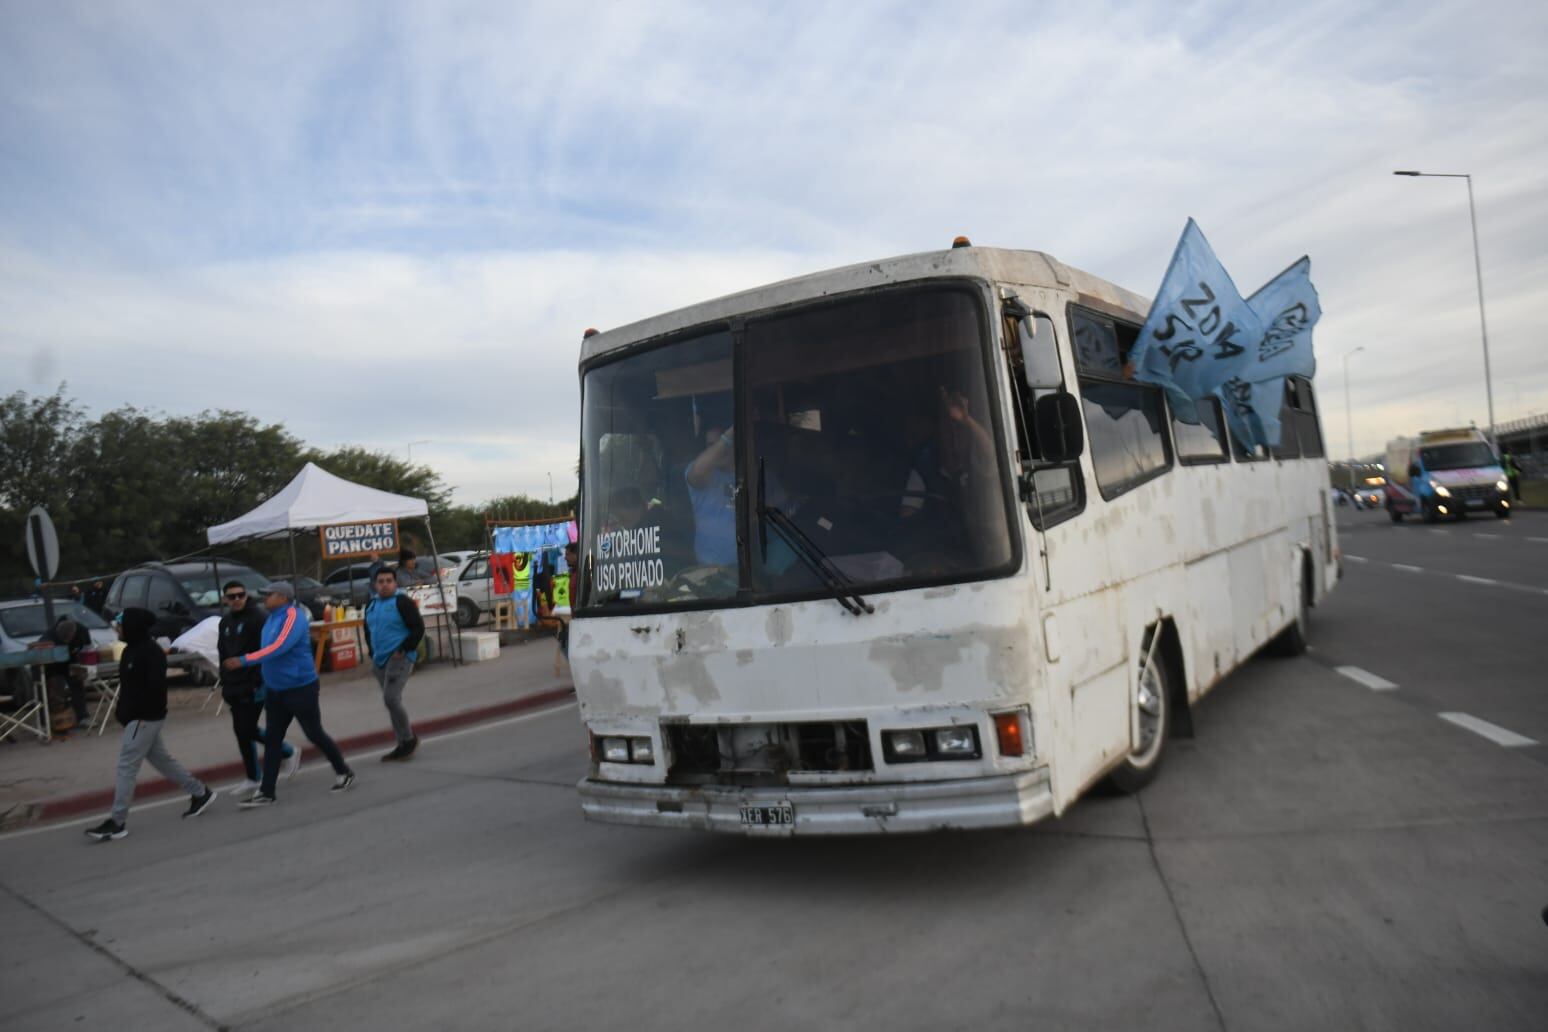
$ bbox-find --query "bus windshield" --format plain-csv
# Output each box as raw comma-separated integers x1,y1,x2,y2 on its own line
579,285,1015,610
1420,442,1496,471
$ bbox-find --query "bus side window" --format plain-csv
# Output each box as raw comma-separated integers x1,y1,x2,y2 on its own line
1002,308,1083,528
1271,381,1303,459
1071,310,1173,499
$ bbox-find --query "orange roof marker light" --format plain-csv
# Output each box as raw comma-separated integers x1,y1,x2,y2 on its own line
582,327,599,339
951,235,972,249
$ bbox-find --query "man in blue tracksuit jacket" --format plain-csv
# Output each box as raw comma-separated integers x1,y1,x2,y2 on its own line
222,581,355,806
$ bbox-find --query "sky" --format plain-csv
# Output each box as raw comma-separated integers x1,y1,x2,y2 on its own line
3,0,1546,505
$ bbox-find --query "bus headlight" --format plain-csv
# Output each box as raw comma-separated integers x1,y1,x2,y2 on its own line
596,735,656,765
933,727,979,757
885,730,927,760
884,726,981,762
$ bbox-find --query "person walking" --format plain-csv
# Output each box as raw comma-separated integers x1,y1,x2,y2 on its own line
223,582,355,808
1501,446,1522,502
363,567,423,761
216,580,299,793
85,609,216,841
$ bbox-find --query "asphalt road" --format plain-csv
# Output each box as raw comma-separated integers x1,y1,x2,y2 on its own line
2,513,1545,1031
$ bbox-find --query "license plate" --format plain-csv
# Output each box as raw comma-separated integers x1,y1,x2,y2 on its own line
1465,498,1486,507
739,803,794,827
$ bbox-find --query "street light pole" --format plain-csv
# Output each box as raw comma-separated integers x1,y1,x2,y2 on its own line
406,439,431,463
1344,346,1365,461
1393,170,1496,440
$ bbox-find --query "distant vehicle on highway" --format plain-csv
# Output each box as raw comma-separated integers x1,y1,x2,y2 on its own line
103,559,268,639
1384,428,1510,522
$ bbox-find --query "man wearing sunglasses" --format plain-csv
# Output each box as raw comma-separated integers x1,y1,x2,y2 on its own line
217,581,299,793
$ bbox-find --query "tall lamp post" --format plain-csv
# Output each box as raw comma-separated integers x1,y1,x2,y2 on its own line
406,439,431,463
1393,170,1495,441
1343,346,1365,462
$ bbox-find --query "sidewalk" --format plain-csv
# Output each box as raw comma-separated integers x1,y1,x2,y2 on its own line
0,632,575,831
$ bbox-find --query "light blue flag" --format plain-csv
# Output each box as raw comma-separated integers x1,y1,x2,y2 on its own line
1217,376,1287,452
1130,219,1264,406
1245,256,1320,382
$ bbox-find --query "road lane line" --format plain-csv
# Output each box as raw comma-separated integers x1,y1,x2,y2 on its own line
1392,563,1424,573
0,701,580,844
1438,713,1538,748
1335,666,1398,691
1457,575,1498,586
1429,529,1447,535
1344,555,1368,563
1529,537,1548,544
1473,533,1500,540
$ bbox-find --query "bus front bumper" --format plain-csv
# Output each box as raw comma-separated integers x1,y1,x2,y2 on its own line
577,768,1054,835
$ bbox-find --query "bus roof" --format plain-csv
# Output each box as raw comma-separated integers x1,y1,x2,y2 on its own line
578,245,1153,365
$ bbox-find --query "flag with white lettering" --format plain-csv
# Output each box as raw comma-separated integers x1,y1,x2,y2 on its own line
1129,219,1264,407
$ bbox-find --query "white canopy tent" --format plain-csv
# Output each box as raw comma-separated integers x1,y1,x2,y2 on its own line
205,462,459,664
208,462,428,544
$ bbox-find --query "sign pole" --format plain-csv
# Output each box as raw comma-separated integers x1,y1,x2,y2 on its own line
29,512,56,631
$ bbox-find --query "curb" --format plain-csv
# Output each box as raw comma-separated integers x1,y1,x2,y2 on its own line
21,687,576,828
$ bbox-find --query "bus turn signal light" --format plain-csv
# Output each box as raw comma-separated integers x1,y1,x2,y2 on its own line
994,711,1025,757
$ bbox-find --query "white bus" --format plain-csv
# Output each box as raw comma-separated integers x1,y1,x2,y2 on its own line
571,240,1338,834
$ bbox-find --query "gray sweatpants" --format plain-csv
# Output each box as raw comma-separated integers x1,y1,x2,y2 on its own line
111,719,206,824
372,654,416,744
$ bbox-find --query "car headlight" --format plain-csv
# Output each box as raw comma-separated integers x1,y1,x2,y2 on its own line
1431,482,1451,498
600,737,631,763
1496,479,1508,492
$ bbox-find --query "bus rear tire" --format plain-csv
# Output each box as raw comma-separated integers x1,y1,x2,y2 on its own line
1105,643,1170,794
1268,561,1310,658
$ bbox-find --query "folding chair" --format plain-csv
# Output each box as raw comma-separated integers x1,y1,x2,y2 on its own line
86,676,120,736
0,666,51,744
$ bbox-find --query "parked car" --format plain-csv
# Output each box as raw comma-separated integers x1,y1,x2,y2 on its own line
450,553,495,627
103,559,268,640
275,575,336,619
323,556,461,606
0,599,118,700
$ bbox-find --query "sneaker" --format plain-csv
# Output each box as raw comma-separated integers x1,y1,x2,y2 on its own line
283,746,302,780
239,792,276,809
84,819,127,841
183,788,217,818
380,743,405,762
402,736,419,758
235,779,260,795
331,771,356,792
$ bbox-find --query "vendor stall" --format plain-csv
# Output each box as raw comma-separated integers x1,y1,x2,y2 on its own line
206,462,461,665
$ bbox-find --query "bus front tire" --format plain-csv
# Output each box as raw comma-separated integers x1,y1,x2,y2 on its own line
1106,644,1170,794
1268,563,1310,658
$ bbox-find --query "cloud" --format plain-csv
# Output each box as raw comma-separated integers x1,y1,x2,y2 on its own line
1,0,1545,483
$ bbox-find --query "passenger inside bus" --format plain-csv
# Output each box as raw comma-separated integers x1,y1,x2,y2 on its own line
683,397,737,567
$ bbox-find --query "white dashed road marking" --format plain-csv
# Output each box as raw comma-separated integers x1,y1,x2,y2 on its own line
1529,537,1548,544
1473,533,1500,540
1345,555,1368,563
1457,575,1498,586
1393,563,1423,573
1429,529,1447,535
1336,666,1398,691
1438,713,1538,748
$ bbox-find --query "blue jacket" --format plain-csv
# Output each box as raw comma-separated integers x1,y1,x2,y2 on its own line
364,592,424,668
238,602,314,691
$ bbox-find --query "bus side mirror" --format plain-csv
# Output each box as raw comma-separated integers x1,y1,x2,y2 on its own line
1034,392,1084,463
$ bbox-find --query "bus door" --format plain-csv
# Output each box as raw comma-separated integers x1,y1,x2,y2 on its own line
1000,292,1129,806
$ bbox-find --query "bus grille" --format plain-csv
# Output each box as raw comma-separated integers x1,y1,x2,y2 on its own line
663,721,873,786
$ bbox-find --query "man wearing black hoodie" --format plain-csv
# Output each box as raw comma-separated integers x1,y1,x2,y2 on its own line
85,608,216,841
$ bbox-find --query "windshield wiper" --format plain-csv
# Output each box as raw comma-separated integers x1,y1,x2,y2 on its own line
758,460,874,616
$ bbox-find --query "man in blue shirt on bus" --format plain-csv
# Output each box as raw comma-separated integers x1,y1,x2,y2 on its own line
224,581,356,806
364,567,424,761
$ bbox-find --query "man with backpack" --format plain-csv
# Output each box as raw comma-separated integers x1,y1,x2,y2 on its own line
364,567,424,761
